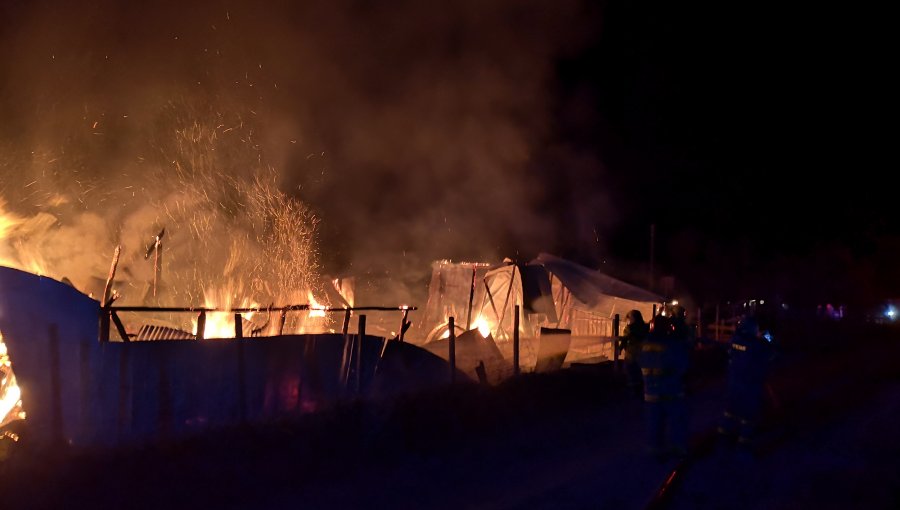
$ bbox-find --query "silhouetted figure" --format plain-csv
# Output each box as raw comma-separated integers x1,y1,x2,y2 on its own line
668,304,696,348
718,314,776,450
640,315,691,459
619,309,649,397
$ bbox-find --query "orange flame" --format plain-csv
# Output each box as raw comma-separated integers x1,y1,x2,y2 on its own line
192,285,258,339
439,315,492,339
0,201,48,276
0,329,26,428
307,290,326,318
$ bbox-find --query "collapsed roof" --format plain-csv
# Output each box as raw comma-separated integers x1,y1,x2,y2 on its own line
415,253,663,343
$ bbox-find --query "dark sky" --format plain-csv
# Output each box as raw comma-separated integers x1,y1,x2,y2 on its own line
0,0,893,309
557,1,895,307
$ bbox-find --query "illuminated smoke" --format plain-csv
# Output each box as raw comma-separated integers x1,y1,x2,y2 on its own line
0,0,610,311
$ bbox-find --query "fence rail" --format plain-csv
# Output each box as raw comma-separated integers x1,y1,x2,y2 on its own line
100,305,416,343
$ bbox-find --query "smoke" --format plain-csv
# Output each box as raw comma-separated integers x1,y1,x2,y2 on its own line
0,0,609,309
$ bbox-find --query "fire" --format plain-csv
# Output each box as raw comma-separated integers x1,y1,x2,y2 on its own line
472,315,492,338
307,290,327,318
196,310,253,339
439,315,493,339
0,329,26,428
0,200,48,276
192,285,258,339
0,205,20,238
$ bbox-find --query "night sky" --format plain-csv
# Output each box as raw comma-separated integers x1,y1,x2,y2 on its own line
556,1,894,308
0,0,893,310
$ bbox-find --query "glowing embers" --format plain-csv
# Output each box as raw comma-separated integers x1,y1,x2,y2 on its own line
0,329,26,428
307,290,326,318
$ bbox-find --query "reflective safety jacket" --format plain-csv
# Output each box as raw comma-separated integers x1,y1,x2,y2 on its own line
639,333,690,402
728,330,775,386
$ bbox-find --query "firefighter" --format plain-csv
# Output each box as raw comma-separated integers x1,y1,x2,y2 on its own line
640,314,691,459
668,304,696,349
618,309,649,397
718,313,776,449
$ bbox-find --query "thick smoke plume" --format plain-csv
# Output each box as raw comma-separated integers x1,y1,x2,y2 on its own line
0,0,609,310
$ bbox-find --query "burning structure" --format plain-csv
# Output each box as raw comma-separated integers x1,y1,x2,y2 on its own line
0,264,448,451
0,145,441,450
410,254,664,382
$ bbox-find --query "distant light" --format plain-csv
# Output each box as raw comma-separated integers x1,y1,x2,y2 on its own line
760,299,765,305
886,305,897,320
671,299,679,306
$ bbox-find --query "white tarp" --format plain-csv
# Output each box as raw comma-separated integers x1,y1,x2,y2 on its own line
531,253,663,320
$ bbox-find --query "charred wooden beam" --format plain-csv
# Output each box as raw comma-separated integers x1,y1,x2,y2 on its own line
111,311,131,343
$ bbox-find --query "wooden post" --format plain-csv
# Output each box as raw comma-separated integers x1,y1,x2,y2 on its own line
466,265,476,330
234,313,243,339
100,309,111,343
102,246,122,308
278,309,287,335
196,311,206,341
652,303,658,317
613,313,621,368
449,316,456,383
100,246,121,343
399,308,410,342
152,239,162,298
356,315,366,394
342,308,352,335
513,306,520,377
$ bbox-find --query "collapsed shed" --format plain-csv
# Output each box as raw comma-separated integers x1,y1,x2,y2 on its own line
412,253,664,376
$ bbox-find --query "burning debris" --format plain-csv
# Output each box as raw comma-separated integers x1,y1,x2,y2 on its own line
0,329,25,429
0,107,336,339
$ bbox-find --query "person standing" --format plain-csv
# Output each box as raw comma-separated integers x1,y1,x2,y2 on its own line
668,304,696,349
718,313,776,449
640,314,691,459
619,309,649,397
